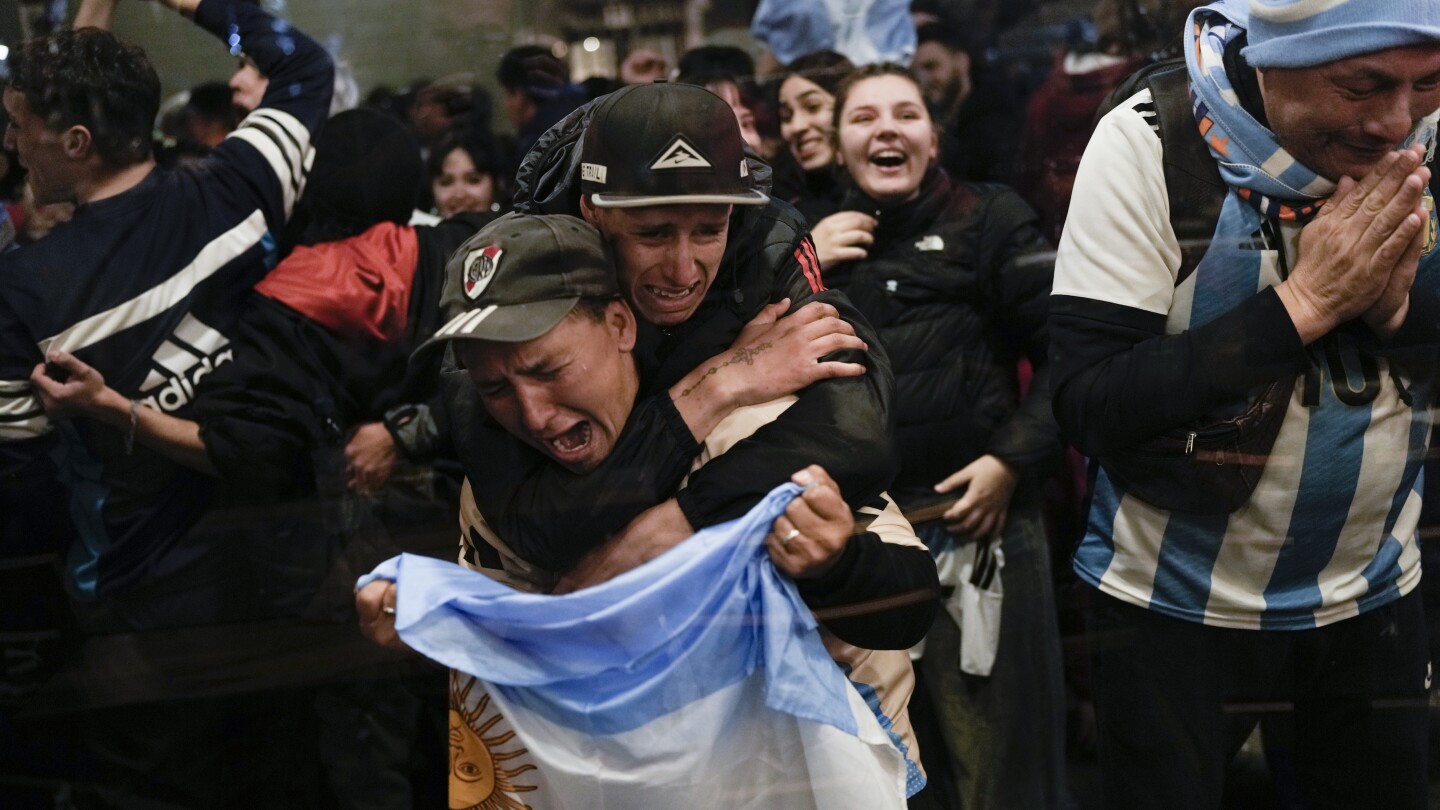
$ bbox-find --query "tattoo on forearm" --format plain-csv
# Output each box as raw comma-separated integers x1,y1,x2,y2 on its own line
680,342,773,397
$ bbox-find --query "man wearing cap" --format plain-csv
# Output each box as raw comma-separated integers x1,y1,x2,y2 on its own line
1049,0,1440,805
364,212,937,798
445,81,896,589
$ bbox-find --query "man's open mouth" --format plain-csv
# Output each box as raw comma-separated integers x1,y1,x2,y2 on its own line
645,282,700,301
548,422,591,455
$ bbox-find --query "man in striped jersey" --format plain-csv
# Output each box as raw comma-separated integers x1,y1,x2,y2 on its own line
0,0,330,804
1050,1,1440,806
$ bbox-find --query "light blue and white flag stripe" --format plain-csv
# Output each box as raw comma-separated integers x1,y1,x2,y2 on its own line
361,483,907,808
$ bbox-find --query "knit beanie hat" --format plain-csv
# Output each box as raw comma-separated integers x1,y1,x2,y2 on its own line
1240,0,1440,69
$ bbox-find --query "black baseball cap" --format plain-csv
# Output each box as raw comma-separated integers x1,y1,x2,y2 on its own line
579,82,770,208
414,213,618,357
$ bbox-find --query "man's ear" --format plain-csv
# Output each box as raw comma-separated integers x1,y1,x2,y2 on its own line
578,194,601,226
607,299,637,352
61,125,93,160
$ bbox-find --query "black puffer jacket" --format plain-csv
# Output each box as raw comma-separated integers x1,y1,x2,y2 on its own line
197,216,487,496
827,169,1061,508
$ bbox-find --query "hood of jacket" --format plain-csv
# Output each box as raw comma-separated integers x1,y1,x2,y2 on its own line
254,221,420,345
511,93,775,217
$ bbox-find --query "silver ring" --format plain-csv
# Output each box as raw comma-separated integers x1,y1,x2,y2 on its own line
781,528,801,547
381,605,396,616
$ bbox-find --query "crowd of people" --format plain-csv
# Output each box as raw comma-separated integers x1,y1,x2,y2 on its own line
3,0,1440,807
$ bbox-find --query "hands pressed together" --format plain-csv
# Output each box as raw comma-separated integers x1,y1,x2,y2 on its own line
1279,144,1432,343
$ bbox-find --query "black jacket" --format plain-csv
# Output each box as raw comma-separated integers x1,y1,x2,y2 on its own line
443,96,938,648
196,216,486,496
828,170,1061,508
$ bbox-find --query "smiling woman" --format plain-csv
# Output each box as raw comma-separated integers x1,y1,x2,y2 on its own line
815,60,1069,810
833,65,939,205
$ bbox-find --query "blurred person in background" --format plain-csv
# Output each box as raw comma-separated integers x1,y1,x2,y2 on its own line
231,50,359,119
229,54,268,111
0,0,332,805
912,22,1023,183
408,74,483,153
677,71,764,154
35,107,491,810
676,44,757,85
619,48,669,85
174,81,242,150
774,51,866,268
428,129,507,218
1014,0,1202,243
155,81,245,169
496,44,588,173
824,63,1067,810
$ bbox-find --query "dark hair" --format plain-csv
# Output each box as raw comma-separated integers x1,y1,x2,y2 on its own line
776,50,854,99
570,296,621,324
426,127,508,210
1094,0,1200,58
185,81,241,127
496,45,568,102
676,45,755,83
8,27,160,167
580,75,621,101
915,22,974,56
830,63,928,134
415,82,473,119
282,108,421,253
426,129,501,181
675,71,759,116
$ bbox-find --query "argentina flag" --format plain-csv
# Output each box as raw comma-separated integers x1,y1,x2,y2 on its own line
360,483,908,809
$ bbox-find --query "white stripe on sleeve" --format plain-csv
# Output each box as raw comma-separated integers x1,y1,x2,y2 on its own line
38,210,269,356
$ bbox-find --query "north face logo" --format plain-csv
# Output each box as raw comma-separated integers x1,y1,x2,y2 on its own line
136,314,233,413
650,137,711,170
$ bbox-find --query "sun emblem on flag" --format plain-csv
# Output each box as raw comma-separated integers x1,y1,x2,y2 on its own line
450,673,538,810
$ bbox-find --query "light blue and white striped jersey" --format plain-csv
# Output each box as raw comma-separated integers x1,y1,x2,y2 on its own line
1054,91,1431,629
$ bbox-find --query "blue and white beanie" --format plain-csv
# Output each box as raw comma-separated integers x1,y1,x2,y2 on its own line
1238,0,1440,69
